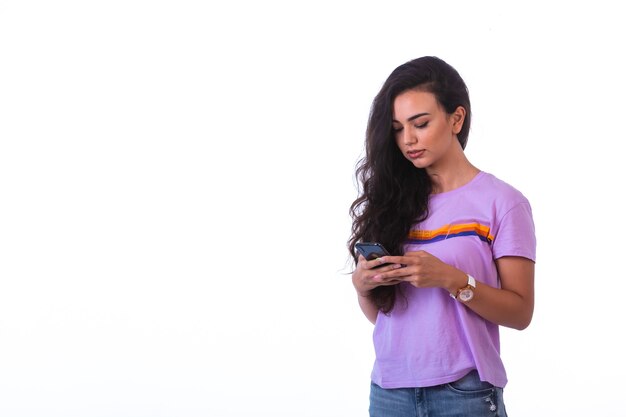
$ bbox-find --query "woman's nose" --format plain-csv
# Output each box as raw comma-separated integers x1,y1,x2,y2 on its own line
403,129,418,145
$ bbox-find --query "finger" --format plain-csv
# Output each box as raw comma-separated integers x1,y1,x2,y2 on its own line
372,265,412,282
376,255,412,268
371,272,400,283
366,258,403,271
363,257,386,269
377,263,404,272
376,279,403,287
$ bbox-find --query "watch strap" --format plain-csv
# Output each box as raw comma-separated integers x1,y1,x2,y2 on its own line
467,275,476,288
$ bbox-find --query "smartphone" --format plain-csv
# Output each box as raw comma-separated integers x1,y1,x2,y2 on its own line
355,242,391,267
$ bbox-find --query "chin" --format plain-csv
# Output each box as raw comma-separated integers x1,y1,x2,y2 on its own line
411,160,430,169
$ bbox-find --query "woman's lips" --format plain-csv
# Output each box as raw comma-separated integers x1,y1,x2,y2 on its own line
407,150,425,159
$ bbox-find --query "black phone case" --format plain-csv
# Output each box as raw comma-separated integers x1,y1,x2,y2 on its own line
355,242,391,268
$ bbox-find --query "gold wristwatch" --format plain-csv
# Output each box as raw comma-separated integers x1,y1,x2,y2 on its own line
451,275,476,302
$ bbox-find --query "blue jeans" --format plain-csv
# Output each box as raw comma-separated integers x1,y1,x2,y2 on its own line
369,370,508,417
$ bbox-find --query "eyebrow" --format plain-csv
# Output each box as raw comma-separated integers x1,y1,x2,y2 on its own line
392,112,430,123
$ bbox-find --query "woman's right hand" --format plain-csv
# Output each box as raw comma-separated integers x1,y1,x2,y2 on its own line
352,255,404,297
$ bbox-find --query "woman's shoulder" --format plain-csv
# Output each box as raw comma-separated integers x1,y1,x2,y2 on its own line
475,171,530,206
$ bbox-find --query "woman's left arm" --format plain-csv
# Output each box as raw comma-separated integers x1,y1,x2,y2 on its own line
462,256,535,330
372,253,535,330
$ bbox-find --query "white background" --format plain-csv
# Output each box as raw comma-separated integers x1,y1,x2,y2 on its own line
1,1,624,416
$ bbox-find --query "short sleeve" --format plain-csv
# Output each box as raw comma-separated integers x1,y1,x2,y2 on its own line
492,202,536,261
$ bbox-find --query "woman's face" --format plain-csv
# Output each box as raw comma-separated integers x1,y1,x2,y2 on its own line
392,89,465,171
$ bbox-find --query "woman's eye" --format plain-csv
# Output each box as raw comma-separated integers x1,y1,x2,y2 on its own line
414,122,428,129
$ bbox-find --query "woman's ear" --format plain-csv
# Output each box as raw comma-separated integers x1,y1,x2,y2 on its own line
451,106,466,134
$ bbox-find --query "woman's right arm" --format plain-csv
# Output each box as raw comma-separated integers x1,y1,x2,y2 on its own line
352,255,403,324
355,292,379,324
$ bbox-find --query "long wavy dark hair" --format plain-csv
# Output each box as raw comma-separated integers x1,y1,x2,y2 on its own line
348,56,472,313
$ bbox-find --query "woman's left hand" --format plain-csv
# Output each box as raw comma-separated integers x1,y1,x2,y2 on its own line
371,251,465,293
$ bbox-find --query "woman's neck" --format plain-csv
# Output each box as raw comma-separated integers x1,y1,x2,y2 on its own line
427,153,480,194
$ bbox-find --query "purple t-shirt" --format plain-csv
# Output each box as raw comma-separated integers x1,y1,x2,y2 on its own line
371,171,536,389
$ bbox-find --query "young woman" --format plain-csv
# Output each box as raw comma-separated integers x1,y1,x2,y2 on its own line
348,56,536,417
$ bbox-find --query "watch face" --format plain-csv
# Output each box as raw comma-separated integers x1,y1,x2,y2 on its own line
459,289,474,302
